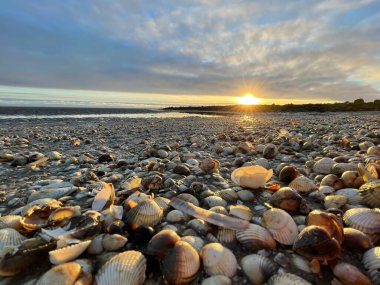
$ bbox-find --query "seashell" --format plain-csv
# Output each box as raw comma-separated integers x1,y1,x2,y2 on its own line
204,196,227,208
332,163,358,175
261,208,298,245
181,236,204,253
88,234,105,255
341,171,364,188
187,218,211,235
125,199,163,227
288,176,317,194
92,183,115,211
124,191,151,209
214,227,236,244
146,229,181,257
254,158,271,169
209,206,228,215
231,165,273,189
335,188,363,205
229,205,253,221
0,215,22,230
342,228,372,251
290,254,312,273
362,247,380,285
166,210,189,223
0,228,26,252
200,243,237,277
293,225,341,261
170,198,249,231
215,189,238,202
241,254,278,285
237,141,253,154
263,143,277,159
163,241,200,284
268,273,312,285
176,193,199,206
237,190,255,201
20,206,49,231
96,250,146,285
279,165,300,183
69,215,101,240
343,208,380,243
48,206,81,227
141,174,164,191
270,187,303,212
324,195,348,209
333,262,372,285
199,157,219,173
367,146,380,155
153,196,171,212
313,157,336,174
26,157,49,170
21,198,62,216
28,187,76,203
49,240,91,264
359,181,380,208
236,224,276,251
306,210,344,244
320,174,345,190
102,234,128,251
201,275,231,285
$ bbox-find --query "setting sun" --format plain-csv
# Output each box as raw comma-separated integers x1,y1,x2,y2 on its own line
237,93,261,105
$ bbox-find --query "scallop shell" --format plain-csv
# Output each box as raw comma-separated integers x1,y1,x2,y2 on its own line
313,158,335,174
181,236,205,253
268,273,312,285
343,228,372,251
91,183,115,211
261,208,298,245
236,224,276,251
231,165,273,189
359,181,380,208
36,262,91,285
201,275,231,285
333,262,373,285
288,176,317,194
28,187,75,203
146,229,181,257
0,215,22,230
270,187,303,212
49,240,91,264
176,193,200,206
0,228,26,251
21,198,62,216
163,241,200,284
362,247,380,285
125,199,163,227
335,188,363,205
278,165,300,183
241,254,278,285
229,205,253,221
200,243,237,278
96,251,146,285
214,227,236,245
320,174,344,190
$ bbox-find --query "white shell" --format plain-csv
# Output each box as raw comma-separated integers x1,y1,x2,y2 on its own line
268,273,312,285
335,188,363,205
200,243,237,278
201,275,231,285
288,176,317,194
49,240,91,264
92,183,115,211
231,165,273,189
0,228,26,251
236,224,276,250
313,158,335,174
102,234,128,251
241,254,278,285
362,247,380,285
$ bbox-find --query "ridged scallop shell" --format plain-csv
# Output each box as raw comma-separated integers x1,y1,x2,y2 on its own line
176,193,199,206
362,247,380,285
215,227,236,244
125,199,163,227
204,196,227,208
153,196,171,212
241,254,278,285
313,158,335,174
36,262,91,285
0,228,26,251
288,176,317,194
200,243,237,278
0,215,22,230
333,262,373,285
278,165,300,183
229,205,253,221
28,187,75,203
215,189,238,202
335,188,363,205
268,273,312,285
231,165,273,189
359,181,380,208
146,229,181,256
49,240,91,264
163,241,200,285
96,251,146,285
21,198,62,216
201,275,231,285
270,187,303,212
343,228,372,250
343,208,380,234
181,236,205,253
236,224,276,251
261,208,298,245
91,183,115,211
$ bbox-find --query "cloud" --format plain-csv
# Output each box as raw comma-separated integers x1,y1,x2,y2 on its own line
0,0,379,103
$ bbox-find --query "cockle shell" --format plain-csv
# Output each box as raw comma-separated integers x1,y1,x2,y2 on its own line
214,227,236,245
236,224,276,251
335,188,363,205
166,210,189,223
102,234,128,251
229,205,253,221
313,158,335,174
320,174,344,190
341,171,364,188
96,251,146,285
241,254,278,285
332,163,358,175
153,196,171,212
333,262,373,285
163,241,200,285
0,228,26,252
176,193,200,206
231,165,273,189
270,187,303,212
215,189,238,202
204,196,227,208
268,273,312,285
146,229,181,257
181,236,205,253
201,275,231,285
0,215,22,230
362,247,380,285
200,243,237,278
359,181,380,208
49,240,91,264
288,176,317,194
125,199,163,227
342,228,372,250
91,183,115,211
187,219,211,235
261,208,298,245
278,165,300,183
324,195,348,209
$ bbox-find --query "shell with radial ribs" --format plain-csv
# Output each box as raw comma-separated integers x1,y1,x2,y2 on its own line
288,176,317,194
231,165,273,189
49,240,91,264
335,188,363,205
96,251,146,285
261,208,298,245
146,229,181,257
0,215,22,230
236,224,276,251
181,236,205,253
163,241,200,285
313,158,335,174
268,273,312,285
176,193,200,206
91,183,115,212
359,181,380,208
0,228,26,252
124,199,163,227
362,247,380,285
201,275,231,285
229,205,253,221
241,254,278,285
200,243,237,278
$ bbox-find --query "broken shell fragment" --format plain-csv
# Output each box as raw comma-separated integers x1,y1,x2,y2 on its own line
91,183,115,211
49,240,91,265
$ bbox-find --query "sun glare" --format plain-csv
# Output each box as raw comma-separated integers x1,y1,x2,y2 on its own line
238,93,261,105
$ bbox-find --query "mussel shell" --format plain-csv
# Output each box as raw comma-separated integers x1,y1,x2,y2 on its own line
306,210,344,245
241,254,278,285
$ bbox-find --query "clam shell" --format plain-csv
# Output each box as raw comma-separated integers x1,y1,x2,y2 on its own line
237,190,255,201
268,273,312,285
263,143,277,159
187,218,211,235
343,228,372,250
88,234,105,255
341,171,364,188
166,210,189,223
181,236,205,253
36,262,90,285
288,176,317,194
279,165,300,183
21,198,62,216
96,251,146,285
320,174,344,190
343,208,380,235
236,224,276,251
362,247,380,285
215,189,238,202
200,243,237,278
48,206,81,226
91,183,115,211
241,254,278,285
163,241,200,284
153,196,171,212
270,187,303,212
359,181,380,208
176,193,200,206
0,228,26,251
333,262,372,285
28,187,75,203
261,208,298,245
49,240,91,264
335,188,363,205
201,275,231,285
209,206,228,215
215,227,236,244
199,158,219,173
332,163,358,175
306,210,344,244
125,199,163,227
313,158,335,174
146,229,181,256
229,205,253,221
231,165,273,189
204,196,227,208
324,195,348,209
0,215,22,230
102,234,128,251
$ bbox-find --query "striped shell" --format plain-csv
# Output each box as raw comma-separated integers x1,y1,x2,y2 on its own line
214,227,236,245
229,205,253,221
0,215,22,230
91,183,115,211
288,176,317,194
163,241,200,284
153,196,171,212
0,228,26,251
261,208,298,245
200,243,237,278
335,188,363,205
333,262,373,285
362,247,380,285
343,208,380,235
231,165,273,189
268,273,312,285
359,181,380,208
36,262,91,285
241,254,278,285
96,251,146,285
125,200,163,227
28,187,75,203
236,224,276,251
49,240,91,264
181,236,205,253
146,229,181,256
201,275,231,285
313,158,335,174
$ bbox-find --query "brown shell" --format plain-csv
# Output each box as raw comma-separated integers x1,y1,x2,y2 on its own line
199,158,219,174
359,181,380,208
278,166,300,183
270,187,303,211
335,188,363,205
180,236,204,253
268,273,312,285
214,227,236,245
362,247,380,285
241,254,278,285
263,143,278,159
145,229,181,257
21,198,62,216
48,206,81,227
125,199,163,227
333,262,373,285
307,210,344,244
163,241,200,285
288,176,317,194
342,228,372,251
236,224,276,251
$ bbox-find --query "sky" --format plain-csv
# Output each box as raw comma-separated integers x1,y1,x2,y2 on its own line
1,0,380,107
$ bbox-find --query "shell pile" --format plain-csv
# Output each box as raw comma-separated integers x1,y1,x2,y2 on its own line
0,112,379,284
